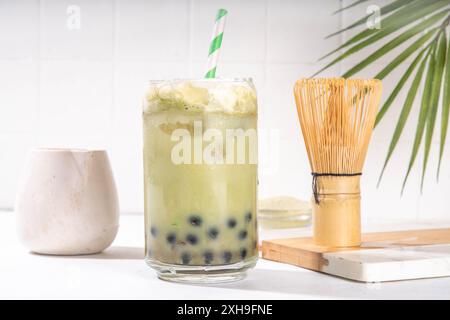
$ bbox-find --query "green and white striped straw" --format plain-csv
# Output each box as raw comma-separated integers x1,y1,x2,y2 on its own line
205,8,228,78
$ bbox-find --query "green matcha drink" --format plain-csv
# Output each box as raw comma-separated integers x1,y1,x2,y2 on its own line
143,79,258,283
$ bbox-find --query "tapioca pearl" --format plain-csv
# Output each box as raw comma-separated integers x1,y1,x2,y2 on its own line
238,230,248,240
207,227,219,239
203,251,214,264
186,234,198,245
150,226,158,237
188,215,203,227
166,233,176,245
227,218,237,229
239,248,247,259
181,252,191,265
222,251,232,263
244,211,252,223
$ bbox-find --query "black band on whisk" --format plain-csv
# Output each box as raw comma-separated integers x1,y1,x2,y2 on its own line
311,172,362,205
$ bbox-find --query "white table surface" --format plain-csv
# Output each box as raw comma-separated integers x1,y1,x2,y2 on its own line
1,209,450,300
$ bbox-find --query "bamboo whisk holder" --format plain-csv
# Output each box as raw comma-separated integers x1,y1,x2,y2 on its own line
313,175,361,247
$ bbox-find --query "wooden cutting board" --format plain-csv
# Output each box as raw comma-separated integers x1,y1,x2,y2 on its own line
262,228,450,282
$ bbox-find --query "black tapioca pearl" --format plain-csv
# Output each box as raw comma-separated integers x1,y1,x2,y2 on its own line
150,226,158,237
188,215,203,227
240,248,247,259
222,251,232,263
181,252,191,265
245,211,252,222
207,227,219,239
238,230,248,240
186,234,198,245
227,218,237,229
166,233,176,245
203,251,214,264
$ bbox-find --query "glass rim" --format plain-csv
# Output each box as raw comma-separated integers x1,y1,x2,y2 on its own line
147,77,254,84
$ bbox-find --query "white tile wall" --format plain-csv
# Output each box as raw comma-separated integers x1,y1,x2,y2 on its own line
0,133,37,208
38,60,113,149
267,0,342,64
0,60,39,134
418,147,450,219
0,0,39,59
41,0,114,59
0,0,448,220
116,0,189,60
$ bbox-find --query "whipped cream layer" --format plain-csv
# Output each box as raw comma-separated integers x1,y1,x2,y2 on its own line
144,79,257,115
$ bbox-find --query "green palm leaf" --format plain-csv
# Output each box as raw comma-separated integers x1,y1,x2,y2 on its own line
375,49,426,127
375,28,438,80
422,32,447,190
332,0,371,15
317,0,450,191
343,10,447,78
326,0,415,39
437,33,450,179
402,51,435,193
318,0,448,63
377,53,428,186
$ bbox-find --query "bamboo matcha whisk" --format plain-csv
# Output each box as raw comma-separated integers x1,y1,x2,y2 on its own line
294,78,382,247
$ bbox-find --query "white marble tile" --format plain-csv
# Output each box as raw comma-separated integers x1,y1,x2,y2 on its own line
0,0,39,59
40,0,114,59
0,60,39,134
324,244,450,282
267,0,341,64
38,60,113,149
116,0,189,60
191,0,267,62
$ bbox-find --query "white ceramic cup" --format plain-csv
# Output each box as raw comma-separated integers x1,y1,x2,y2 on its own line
15,148,119,255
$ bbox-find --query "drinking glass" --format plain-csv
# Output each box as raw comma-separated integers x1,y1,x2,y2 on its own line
143,78,258,283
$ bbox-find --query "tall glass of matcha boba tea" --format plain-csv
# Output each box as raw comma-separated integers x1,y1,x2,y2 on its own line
143,78,258,283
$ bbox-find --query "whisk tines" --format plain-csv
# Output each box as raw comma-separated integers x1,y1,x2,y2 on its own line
294,78,382,175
